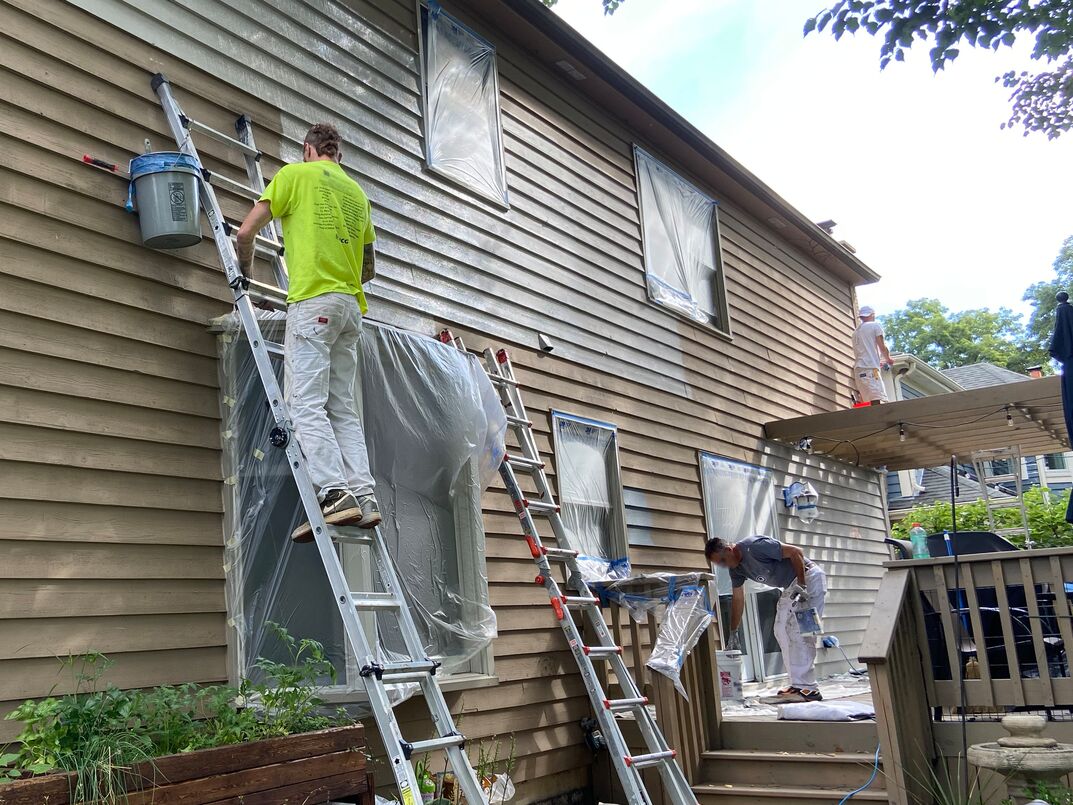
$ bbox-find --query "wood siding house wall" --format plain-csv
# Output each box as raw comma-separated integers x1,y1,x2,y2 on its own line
0,0,888,798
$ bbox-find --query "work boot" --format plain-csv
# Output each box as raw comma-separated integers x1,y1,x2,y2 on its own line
290,489,363,544
356,494,381,529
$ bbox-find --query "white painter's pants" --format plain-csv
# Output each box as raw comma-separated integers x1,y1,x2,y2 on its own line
284,292,375,501
774,565,828,688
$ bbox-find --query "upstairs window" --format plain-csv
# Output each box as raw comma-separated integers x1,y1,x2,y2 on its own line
634,146,730,333
419,3,509,206
552,412,630,581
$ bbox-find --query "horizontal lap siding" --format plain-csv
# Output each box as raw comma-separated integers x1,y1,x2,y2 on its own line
1,0,889,789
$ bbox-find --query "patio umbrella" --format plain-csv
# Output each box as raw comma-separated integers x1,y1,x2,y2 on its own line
1049,291,1073,522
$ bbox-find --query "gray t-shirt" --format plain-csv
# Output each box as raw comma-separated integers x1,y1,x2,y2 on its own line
729,535,805,590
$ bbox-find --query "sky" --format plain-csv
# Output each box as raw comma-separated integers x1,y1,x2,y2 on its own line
551,0,1073,319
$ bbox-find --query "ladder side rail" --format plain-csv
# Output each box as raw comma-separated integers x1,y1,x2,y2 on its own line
153,76,483,805
500,461,651,805
234,115,290,291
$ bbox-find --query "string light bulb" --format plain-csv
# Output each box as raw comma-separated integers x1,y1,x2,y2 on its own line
899,423,906,442
1006,406,1014,427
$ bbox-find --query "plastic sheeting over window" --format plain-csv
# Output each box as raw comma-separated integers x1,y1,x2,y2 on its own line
635,146,727,330
699,454,780,598
422,2,509,206
217,314,505,693
552,412,631,582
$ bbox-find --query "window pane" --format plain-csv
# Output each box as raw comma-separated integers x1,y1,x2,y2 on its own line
635,146,724,328
423,7,508,205
1046,453,1067,470
554,414,630,580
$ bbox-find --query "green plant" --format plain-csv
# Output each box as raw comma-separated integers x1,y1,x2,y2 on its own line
919,758,1005,805
1005,780,1073,804
892,486,1073,548
1,623,350,803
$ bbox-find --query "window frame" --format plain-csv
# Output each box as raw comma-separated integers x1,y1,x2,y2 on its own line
550,410,630,573
633,144,731,337
415,1,511,209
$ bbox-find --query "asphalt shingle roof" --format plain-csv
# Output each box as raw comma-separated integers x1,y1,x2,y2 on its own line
940,362,1029,389
889,464,1012,514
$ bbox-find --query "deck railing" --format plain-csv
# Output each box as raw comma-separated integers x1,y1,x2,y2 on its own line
863,547,1073,804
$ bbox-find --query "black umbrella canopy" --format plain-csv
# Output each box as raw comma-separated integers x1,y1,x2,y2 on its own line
1048,291,1073,523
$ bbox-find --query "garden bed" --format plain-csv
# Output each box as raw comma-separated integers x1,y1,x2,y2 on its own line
0,724,371,805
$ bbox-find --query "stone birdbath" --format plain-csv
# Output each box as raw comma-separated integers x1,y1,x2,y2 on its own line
968,714,1073,804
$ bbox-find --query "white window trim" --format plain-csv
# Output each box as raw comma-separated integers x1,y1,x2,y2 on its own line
550,410,630,569
633,144,732,337
416,1,510,209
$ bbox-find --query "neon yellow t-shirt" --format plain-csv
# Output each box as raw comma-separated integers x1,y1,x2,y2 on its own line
259,161,376,310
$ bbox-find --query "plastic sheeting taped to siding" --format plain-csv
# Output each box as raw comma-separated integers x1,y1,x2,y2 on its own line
635,146,720,327
217,312,505,695
552,413,631,582
423,2,508,205
593,573,715,698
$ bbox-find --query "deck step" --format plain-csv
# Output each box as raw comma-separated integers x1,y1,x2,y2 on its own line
699,749,884,790
720,718,879,753
694,782,887,804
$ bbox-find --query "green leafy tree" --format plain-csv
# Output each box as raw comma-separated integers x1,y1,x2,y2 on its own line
891,486,1073,547
880,297,1034,372
541,0,624,13
805,1,1073,139
1023,235,1073,365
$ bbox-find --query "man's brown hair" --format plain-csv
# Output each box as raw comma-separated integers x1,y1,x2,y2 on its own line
304,123,342,159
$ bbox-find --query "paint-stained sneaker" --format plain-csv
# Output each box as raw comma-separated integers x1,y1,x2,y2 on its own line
290,489,362,544
357,494,381,529
797,687,823,702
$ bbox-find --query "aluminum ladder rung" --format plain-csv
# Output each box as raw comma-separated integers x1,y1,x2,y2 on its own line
604,696,648,712
361,660,440,680
562,595,600,608
505,414,532,427
583,644,623,658
227,229,284,255
626,750,677,769
351,592,401,611
505,454,544,470
262,340,284,358
331,527,375,545
182,115,260,158
403,734,466,758
487,372,518,388
203,168,261,201
523,498,559,514
541,546,579,561
996,527,1029,536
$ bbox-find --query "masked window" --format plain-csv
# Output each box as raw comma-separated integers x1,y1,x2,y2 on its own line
419,2,509,206
635,146,729,332
217,315,505,694
552,412,630,582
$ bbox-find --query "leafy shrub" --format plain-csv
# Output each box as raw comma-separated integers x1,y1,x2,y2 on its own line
891,486,1073,548
0,623,348,803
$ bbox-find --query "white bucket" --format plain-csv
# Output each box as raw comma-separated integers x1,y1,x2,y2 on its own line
716,650,744,703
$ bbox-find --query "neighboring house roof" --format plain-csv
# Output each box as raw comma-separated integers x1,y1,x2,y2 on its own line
890,353,963,397
889,465,1013,518
941,363,1028,389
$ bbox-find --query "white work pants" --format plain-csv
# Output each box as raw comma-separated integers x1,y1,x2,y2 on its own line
774,565,828,688
284,293,374,501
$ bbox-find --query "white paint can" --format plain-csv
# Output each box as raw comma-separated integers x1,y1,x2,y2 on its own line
716,650,744,703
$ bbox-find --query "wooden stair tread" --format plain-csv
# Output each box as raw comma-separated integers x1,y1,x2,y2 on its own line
694,782,887,800
702,749,882,764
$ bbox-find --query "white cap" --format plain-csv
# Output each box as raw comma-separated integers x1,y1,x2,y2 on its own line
859,305,875,318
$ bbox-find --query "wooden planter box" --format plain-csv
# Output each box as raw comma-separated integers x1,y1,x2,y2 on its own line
0,724,372,805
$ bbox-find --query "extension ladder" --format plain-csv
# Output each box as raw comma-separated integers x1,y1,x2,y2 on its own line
970,446,1033,547
150,74,488,805
437,331,697,805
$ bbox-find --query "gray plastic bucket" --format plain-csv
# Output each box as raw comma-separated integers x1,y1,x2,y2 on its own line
129,152,202,248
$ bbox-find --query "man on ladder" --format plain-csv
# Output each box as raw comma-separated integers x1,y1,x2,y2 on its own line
236,123,381,541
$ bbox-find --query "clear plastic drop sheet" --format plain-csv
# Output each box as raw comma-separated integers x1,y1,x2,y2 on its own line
646,586,715,698
635,146,719,326
218,313,504,693
425,2,508,205
553,414,631,582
